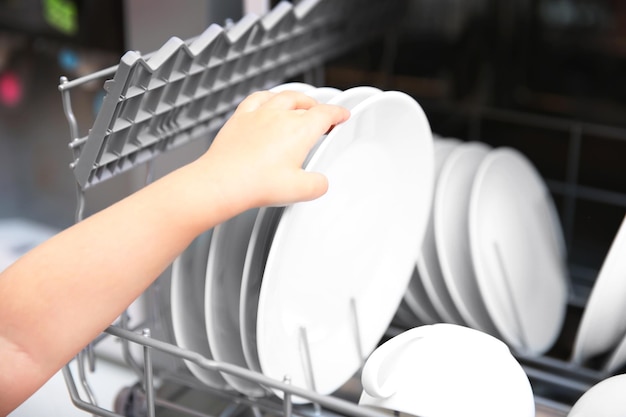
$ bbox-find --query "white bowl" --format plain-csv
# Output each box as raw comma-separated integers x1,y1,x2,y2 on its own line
359,324,535,417
568,374,626,417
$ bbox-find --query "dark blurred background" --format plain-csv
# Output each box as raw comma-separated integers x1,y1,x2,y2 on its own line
325,0,626,303
0,0,624,302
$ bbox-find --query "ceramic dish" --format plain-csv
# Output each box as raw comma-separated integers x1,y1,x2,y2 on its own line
571,214,626,365
239,207,284,374
305,86,380,164
256,91,434,401
305,86,342,103
434,141,499,335
403,266,441,325
239,86,382,375
402,140,461,326
469,147,569,356
359,324,535,417
327,85,381,109
604,333,626,374
269,81,315,93
414,138,465,325
170,230,229,389
204,209,266,397
567,374,626,417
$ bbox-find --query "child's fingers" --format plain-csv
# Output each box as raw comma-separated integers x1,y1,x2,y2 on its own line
236,91,275,112
263,90,319,110
303,103,351,136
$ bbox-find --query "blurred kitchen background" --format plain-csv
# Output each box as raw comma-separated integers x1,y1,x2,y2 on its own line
1,0,626,326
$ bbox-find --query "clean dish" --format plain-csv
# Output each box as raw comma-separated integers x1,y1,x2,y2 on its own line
359,324,535,417
414,138,465,325
567,374,626,417
403,266,441,325
469,147,569,356
434,141,500,335
269,82,315,93
604,334,626,374
572,214,626,366
403,139,461,325
204,209,266,397
239,206,284,374
238,86,380,375
170,230,229,389
304,86,341,103
327,86,381,109
256,91,434,401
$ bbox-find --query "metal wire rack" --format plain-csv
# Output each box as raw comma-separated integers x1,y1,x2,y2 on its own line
56,1,626,416
58,1,408,416
60,0,403,191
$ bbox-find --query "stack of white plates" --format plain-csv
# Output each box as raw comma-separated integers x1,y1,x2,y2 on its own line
400,137,571,357
570,214,626,372
170,83,435,400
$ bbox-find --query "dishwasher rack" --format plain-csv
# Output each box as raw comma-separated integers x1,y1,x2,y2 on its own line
58,1,407,416
56,1,624,416
60,0,403,191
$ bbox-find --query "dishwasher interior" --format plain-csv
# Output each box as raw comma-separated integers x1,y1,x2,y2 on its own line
30,0,626,416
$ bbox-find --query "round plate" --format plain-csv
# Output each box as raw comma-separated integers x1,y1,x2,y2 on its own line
568,374,626,417
269,82,315,93
304,86,379,165
434,141,499,335
204,209,266,397
468,147,569,355
401,128,455,327
256,91,434,400
572,214,626,366
240,207,284,374
414,139,465,325
239,86,382,375
403,266,441,325
327,86,381,109
305,86,341,103
604,333,626,374
170,230,229,389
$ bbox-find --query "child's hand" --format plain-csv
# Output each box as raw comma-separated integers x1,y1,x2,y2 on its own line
190,90,350,212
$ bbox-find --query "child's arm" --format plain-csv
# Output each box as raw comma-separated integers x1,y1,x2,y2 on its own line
0,90,350,415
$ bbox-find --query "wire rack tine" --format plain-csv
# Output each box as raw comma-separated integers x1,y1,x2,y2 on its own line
105,325,391,417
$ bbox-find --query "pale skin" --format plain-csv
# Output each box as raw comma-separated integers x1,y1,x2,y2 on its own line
0,90,350,416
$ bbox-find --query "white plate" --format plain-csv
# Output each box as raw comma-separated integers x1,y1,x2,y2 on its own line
434,141,500,335
469,147,569,355
403,266,441,325
604,333,626,373
204,209,266,397
240,207,284,374
170,230,229,389
403,134,460,324
572,214,626,366
305,86,342,103
304,86,380,164
402,139,460,326
256,91,434,400
327,86,381,109
238,86,380,375
568,374,626,417
414,139,465,325
269,82,315,93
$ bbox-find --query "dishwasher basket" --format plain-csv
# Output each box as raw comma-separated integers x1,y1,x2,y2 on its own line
58,1,409,416
57,1,624,416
